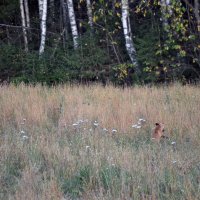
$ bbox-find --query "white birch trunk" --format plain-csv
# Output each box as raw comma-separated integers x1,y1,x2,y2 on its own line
86,0,93,30
24,0,32,41
20,0,28,52
38,0,43,20
160,0,172,30
24,0,30,28
121,0,139,73
67,0,79,49
61,0,69,41
39,0,48,55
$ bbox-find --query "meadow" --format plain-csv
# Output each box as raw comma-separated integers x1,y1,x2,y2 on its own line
0,84,200,200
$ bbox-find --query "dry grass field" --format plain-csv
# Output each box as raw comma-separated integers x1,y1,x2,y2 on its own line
0,84,200,199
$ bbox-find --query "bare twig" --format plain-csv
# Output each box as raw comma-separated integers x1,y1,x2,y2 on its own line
94,22,122,64
0,24,57,35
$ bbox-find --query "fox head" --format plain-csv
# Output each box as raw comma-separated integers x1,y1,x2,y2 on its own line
152,122,165,141
155,122,164,131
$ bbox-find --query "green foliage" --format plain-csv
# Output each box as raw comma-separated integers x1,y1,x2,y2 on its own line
60,162,135,198
0,150,25,198
0,37,110,85
99,164,135,197
0,0,19,21
99,165,121,191
27,147,48,174
135,16,163,83
61,165,92,198
134,0,200,83
111,63,138,85
0,0,199,84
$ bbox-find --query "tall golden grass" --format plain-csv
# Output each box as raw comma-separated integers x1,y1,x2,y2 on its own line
0,84,200,199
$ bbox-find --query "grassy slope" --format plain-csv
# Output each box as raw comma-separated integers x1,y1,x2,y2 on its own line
0,84,200,199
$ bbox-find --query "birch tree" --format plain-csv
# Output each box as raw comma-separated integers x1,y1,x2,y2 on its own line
24,0,31,41
160,0,172,30
38,0,43,20
60,0,69,41
86,0,93,30
39,0,48,55
67,0,79,49
24,0,30,29
121,0,139,74
20,0,28,52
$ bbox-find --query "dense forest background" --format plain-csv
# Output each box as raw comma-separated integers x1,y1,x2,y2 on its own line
0,0,200,85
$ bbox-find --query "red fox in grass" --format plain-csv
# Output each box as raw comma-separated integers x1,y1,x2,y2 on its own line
152,123,168,142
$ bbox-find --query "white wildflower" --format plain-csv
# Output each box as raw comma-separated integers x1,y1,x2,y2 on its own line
112,129,117,133
93,121,99,126
132,124,138,128
22,135,29,140
136,125,141,129
172,160,177,164
103,128,108,132
171,141,176,145
139,118,146,122
86,146,90,150
72,123,78,126
20,130,25,134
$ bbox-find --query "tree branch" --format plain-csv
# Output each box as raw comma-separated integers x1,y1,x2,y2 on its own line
0,24,57,35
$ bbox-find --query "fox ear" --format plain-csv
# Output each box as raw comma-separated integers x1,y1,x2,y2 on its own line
155,123,159,126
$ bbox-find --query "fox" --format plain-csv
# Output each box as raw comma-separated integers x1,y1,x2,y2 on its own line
152,122,168,141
